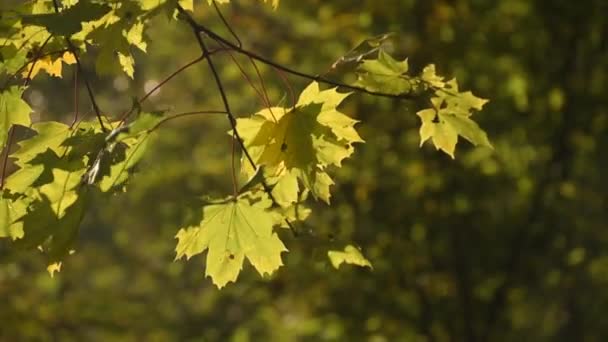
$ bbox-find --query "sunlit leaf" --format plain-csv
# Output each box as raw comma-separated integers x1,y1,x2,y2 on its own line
175,194,287,288
236,82,362,203
328,245,373,269
0,87,31,148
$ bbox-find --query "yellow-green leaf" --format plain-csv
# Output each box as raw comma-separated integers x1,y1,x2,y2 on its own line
0,87,32,148
328,245,372,269
175,195,287,288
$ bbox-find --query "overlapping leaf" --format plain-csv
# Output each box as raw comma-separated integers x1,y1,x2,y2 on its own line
417,79,491,158
0,87,32,148
353,48,490,157
356,50,412,95
21,51,76,79
236,82,363,203
20,0,111,36
1,114,157,273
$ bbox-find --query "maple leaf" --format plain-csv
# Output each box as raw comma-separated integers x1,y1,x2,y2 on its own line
356,50,412,95
20,1,111,36
236,82,362,203
328,245,373,269
175,195,287,288
417,80,491,158
21,51,76,79
0,87,32,148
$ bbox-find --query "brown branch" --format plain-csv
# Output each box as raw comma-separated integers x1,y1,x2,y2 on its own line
191,22,417,100
231,132,238,197
248,57,274,109
212,0,242,48
64,39,107,132
23,34,53,87
51,0,106,131
119,49,229,125
148,110,227,132
177,4,299,236
272,65,296,108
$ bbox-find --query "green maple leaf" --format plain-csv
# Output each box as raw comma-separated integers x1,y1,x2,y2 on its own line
236,82,362,203
417,80,491,158
76,4,148,78
39,168,85,218
11,121,73,167
420,64,446,88
14,195,87,260
175,195,287,288
356,50,412,95
21,0,111,36
328,245,373,269
94,112,162,192
3,164,44,194
0,45,28,75
0,87,32,148
330,33,394,71
0,195,29,239
97,135,150,192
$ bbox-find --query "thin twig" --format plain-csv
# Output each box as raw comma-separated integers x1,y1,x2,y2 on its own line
23,34,53,87
273,66,296,108
1,48,69,90
220,41,272,110
140,56,205,105
177,4,299,236
148,110,227,132
51,0,107,131
119,49,229,125
70,66,79,128
65,39,106,132
192,22,418,100
248,57,274,109
231,132,238,197
212,0,242,48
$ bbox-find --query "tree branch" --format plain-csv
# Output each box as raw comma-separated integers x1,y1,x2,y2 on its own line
51,0,107,132
178,8,416,101
177,5,299,236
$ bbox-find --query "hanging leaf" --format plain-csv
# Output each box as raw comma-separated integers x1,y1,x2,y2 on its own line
175,194,287,288
328,245,373,269
356,50,412,95
417,79,491,158
236,82,363,203
21,51,76,79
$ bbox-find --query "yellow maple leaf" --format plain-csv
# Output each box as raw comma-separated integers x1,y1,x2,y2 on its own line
22,52,77,79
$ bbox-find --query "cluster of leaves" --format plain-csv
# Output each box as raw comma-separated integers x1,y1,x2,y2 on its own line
0,0,490,288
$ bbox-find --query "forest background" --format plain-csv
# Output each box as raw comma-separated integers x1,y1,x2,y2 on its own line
1,0,608,341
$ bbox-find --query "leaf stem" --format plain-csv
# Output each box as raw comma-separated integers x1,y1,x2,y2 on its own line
177,4,299,236
194,22,417,100
23,34,53,87
148,110,227,133
51,0,107,132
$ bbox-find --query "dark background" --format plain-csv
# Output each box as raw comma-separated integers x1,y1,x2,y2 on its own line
2,0,608,340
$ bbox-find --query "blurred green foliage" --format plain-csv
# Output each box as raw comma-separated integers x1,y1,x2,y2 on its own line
2,0,608,341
